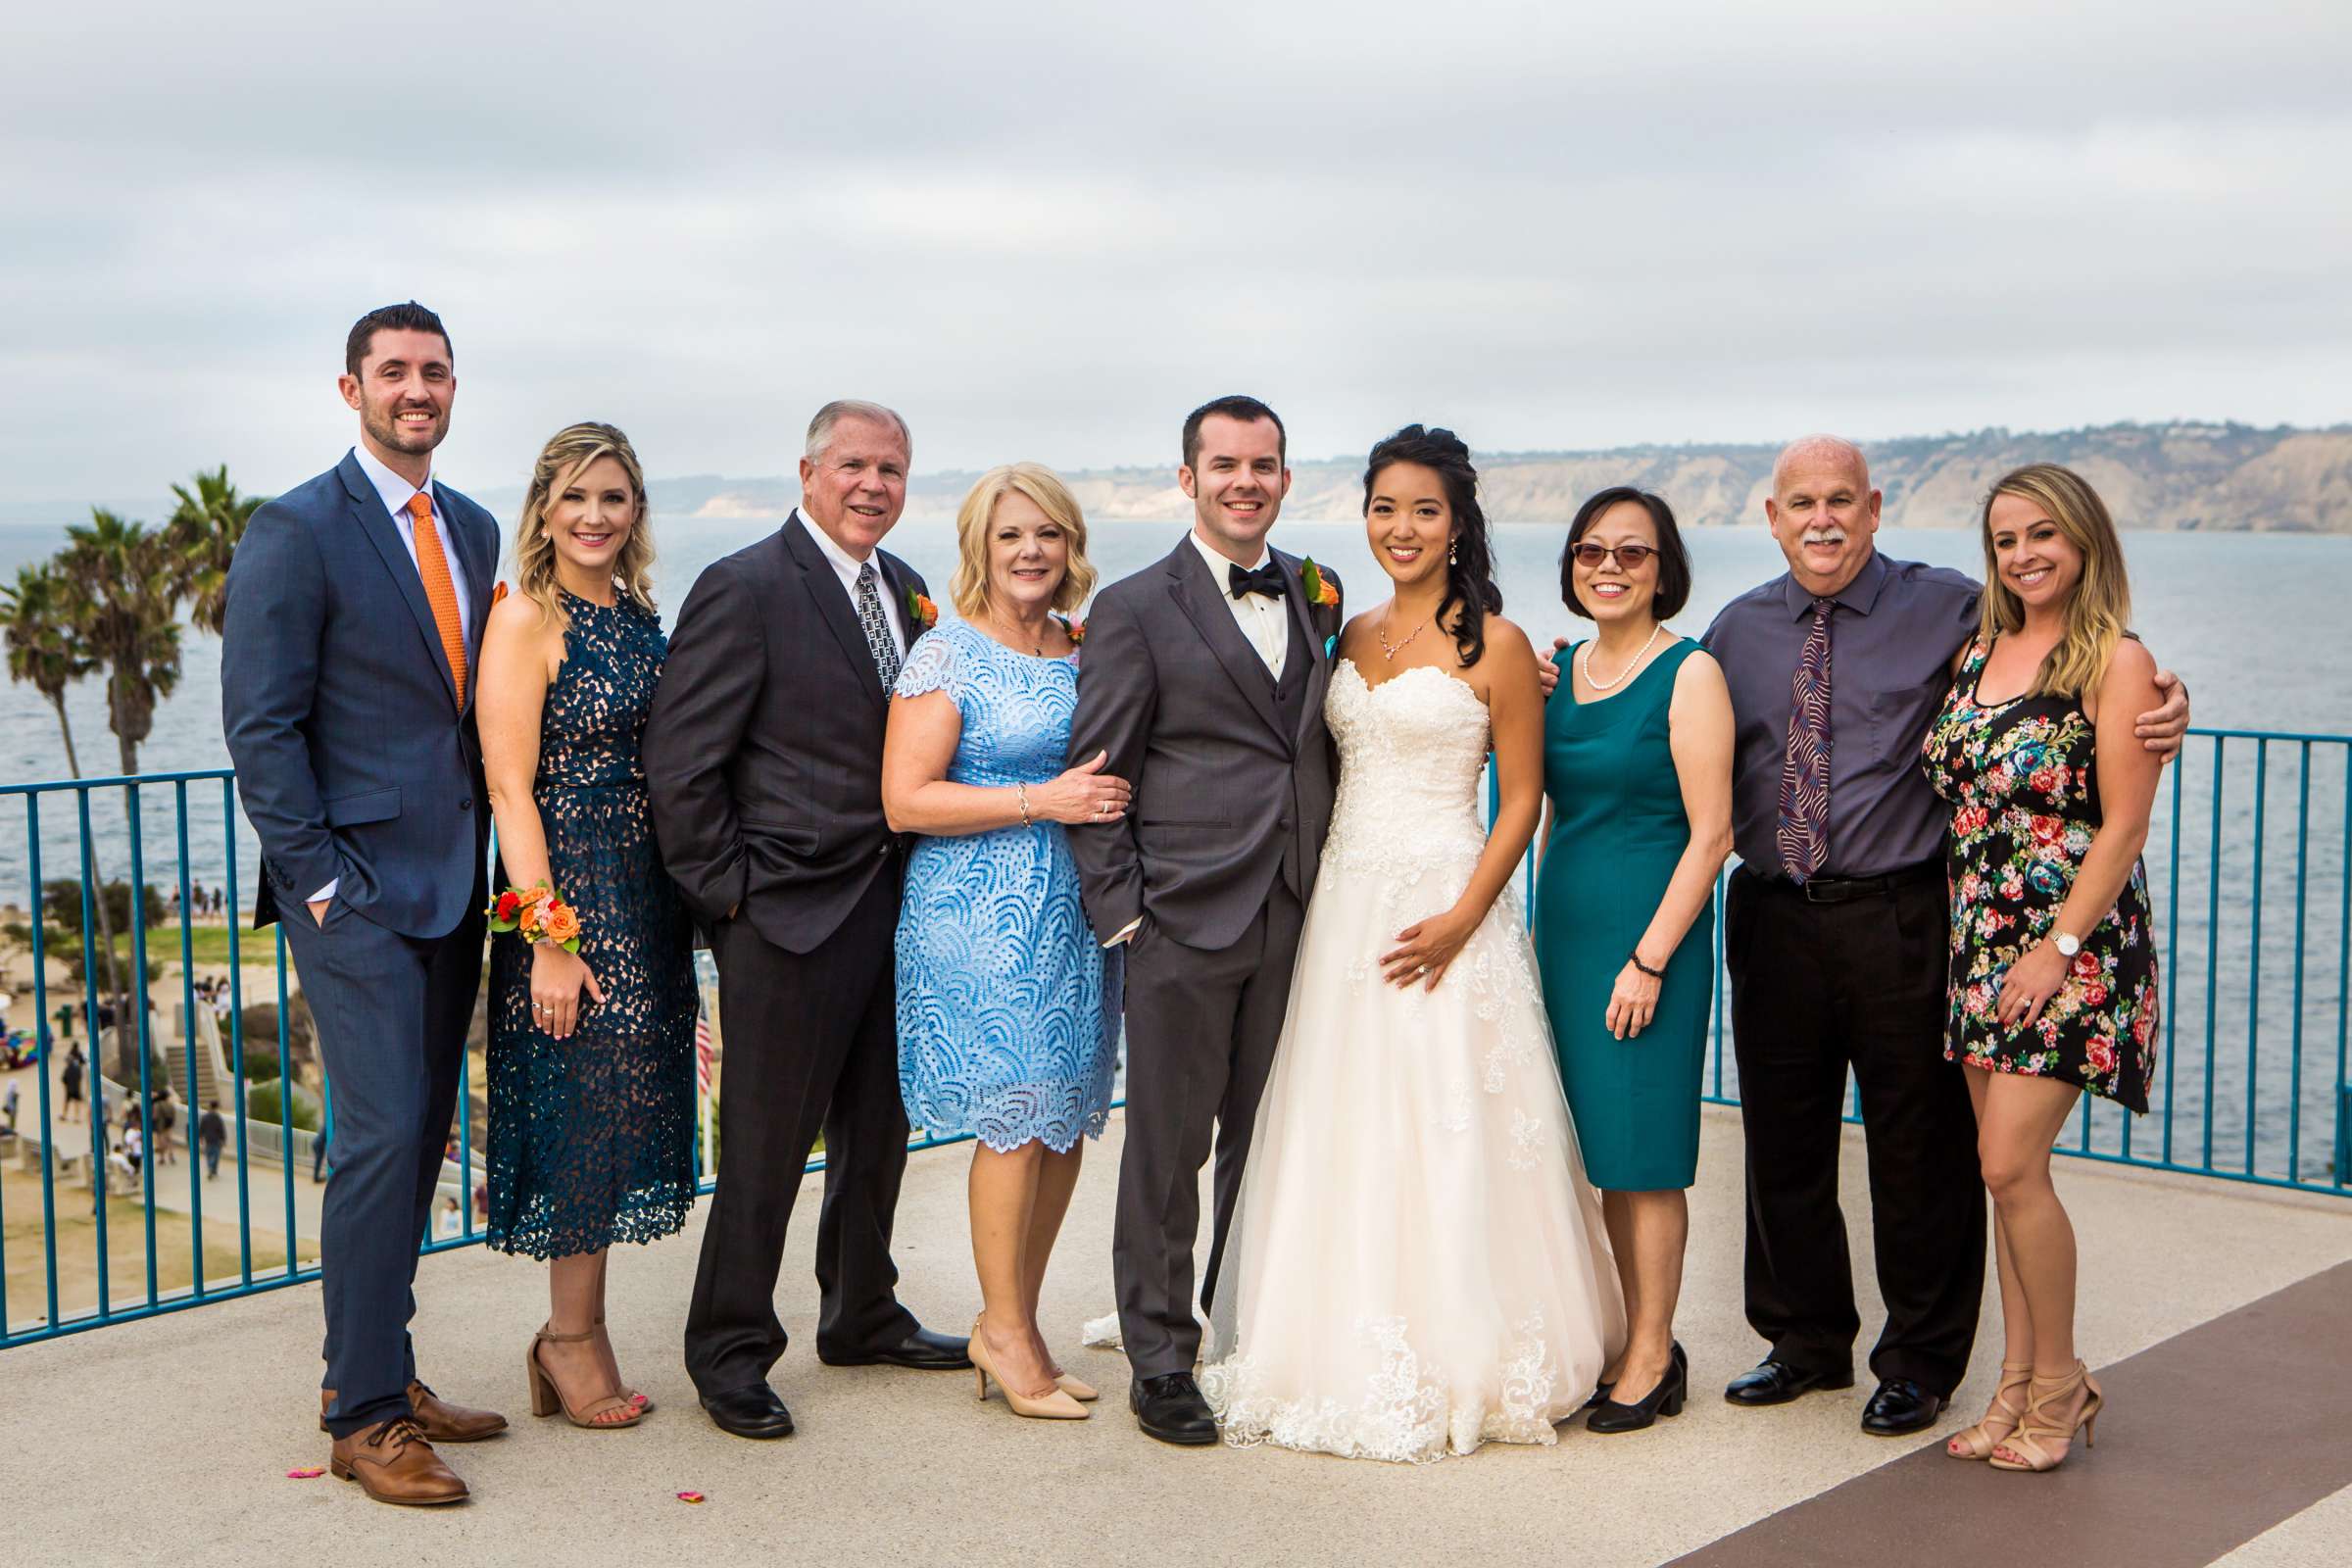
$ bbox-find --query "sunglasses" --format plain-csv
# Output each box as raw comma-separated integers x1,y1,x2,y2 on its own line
1570,542,1658,569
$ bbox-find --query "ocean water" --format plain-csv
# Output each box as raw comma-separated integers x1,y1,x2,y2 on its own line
3,514,2346,1179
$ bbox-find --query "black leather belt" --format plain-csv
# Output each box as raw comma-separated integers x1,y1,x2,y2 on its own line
1747,859,1941,905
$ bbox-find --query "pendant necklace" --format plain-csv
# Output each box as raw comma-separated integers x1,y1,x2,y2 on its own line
1378,609,1432,661
1582,623,1665,691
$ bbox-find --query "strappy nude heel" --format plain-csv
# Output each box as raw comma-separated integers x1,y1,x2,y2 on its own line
1945,1361,2032,1460
969,1316,1087,1420
593,1310,652,1411
1989,1361,2101,1472
527,1325,645,1429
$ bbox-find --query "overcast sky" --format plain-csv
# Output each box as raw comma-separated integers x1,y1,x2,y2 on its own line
5,1,2347,507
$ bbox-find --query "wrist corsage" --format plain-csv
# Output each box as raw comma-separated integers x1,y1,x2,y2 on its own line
488,881,582,953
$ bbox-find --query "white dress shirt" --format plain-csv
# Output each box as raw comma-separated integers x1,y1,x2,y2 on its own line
801,509,907,656
1192,529,1287,680
311,445,477,907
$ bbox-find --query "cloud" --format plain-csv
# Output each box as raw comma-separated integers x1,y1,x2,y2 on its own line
2,1,2346,507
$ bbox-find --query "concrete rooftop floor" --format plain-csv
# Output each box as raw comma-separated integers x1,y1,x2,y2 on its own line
6,1105,2351,1568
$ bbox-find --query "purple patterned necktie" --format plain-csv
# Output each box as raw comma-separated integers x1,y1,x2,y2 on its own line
1777,597,1835,882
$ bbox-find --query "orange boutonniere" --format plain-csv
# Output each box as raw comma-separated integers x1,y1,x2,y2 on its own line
491,580,509,608
1299,558,1340,609
1056,613,1086,647
906,587,939,633
487,881,582,954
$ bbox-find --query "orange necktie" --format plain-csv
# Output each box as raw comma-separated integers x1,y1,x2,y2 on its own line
407,490,468,708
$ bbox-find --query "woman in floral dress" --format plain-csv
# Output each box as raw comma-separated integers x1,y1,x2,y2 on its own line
1921,464,2163,1475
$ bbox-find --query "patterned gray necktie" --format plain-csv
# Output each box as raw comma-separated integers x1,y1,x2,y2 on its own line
854,561,902,690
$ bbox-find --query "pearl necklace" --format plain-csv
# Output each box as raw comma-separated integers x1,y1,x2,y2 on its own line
1581,623,1665,692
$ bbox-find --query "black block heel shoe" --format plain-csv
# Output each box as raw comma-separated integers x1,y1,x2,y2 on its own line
1587,1348,1688,1435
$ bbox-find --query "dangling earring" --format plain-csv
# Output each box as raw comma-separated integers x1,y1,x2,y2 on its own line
1447,536,1458,565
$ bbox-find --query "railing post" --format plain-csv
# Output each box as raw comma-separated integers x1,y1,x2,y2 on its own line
75,787,110,1320
174,782,203,1298
222,778,251,1287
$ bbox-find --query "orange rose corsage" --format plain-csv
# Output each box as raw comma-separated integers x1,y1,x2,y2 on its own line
1299,558,1340,608
906,587,940,633
1056,613,1086,647
488,881,582,954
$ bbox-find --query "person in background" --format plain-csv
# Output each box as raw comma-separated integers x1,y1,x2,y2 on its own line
883,464,1125,1422
1695,435,2187,1440
4,1077,19,1134
1925,464,2160,1473
478,421,698,1432
1535,487,1734,1434
200,1100,227,1180
122,1109,144,1175
60,1041,85,1124
152,1091,178,1166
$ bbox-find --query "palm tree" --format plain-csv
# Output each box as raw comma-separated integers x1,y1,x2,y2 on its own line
58,511,188,1080
2,563,95,776
1,560,130,1065
59,509,185,778
167,466,265,635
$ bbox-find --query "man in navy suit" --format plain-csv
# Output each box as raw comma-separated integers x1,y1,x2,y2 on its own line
222,302,508,1506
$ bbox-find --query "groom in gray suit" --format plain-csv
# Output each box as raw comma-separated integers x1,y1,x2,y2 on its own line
1066,396,1344,1445
222,302,506,1505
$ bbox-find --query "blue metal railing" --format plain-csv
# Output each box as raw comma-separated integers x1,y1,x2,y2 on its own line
2,730,2347,1349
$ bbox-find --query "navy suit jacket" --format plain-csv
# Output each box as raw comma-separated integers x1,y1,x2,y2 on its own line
220,451,498,939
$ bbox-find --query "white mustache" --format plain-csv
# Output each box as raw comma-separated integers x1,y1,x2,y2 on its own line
1801,529,1847,547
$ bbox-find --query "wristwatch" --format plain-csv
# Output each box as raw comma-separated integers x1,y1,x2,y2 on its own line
2053,931,2082,958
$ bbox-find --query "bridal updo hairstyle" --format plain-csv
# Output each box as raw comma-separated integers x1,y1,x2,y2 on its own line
948,462,1097,620
1362,424,1502,666
513,421,657,633
1558,486,1692,620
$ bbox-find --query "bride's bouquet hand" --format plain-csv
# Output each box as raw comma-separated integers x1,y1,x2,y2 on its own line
1382,906,1476,991
1605,961,1660,1040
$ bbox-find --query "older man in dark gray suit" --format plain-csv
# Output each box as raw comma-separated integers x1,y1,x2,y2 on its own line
1066,395,1345,1445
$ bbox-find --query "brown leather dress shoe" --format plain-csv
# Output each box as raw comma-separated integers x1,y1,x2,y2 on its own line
320,1380,509,1442
329,1416,468,1506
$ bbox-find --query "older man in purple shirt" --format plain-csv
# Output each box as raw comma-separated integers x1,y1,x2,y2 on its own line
1702,435,2186,1437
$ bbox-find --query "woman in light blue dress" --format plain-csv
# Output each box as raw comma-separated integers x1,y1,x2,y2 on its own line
882,464,1128,1423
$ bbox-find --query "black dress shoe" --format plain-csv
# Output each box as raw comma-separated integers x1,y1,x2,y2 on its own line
1860,1377,1946,1436
1583,1341,1683,1412
1130,1372,1218,1446
818,1327,973,1371
700,1383,794,1440
1724,1358,1855,1406
1588,1350,1689,1434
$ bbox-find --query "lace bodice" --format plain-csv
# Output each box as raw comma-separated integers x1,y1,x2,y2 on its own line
1322,661,1494,879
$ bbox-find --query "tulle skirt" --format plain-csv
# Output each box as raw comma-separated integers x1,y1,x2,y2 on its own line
1199,853,1625,1463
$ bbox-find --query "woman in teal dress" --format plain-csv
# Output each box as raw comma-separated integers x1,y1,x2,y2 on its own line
1535,486,1734,1434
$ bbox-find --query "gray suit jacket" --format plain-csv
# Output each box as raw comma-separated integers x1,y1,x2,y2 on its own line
1065,537,1343,952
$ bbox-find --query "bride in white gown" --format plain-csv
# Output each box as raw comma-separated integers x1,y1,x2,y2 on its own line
1199,425,1624,1463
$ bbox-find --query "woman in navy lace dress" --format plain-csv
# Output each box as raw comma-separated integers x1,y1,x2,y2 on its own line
479,423,697,1431
882,464,1128,1422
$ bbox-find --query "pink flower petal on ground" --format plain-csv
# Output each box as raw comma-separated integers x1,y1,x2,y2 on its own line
675,1491,705,1504
286,1467,325,1479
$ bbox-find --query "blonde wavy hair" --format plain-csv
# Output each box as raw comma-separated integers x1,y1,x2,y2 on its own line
1974,463,2132,700
513,422,657,631
950,464,1097,620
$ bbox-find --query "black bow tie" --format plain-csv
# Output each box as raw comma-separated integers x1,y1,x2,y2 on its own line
1228,561,1287,601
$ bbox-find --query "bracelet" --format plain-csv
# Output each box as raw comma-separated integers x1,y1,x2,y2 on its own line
1628,951,1666,980
1015,782,1032,828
